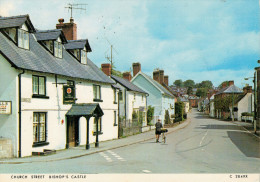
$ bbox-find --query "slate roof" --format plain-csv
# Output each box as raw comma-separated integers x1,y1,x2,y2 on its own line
65,39,92,52
0,32,114,84
66,103,104,117
133,72,174,98
111,75,147,94
0,15,35,32
216,85,243,95
34,29,67,43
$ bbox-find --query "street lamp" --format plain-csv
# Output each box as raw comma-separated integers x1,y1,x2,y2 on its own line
244,75,256,133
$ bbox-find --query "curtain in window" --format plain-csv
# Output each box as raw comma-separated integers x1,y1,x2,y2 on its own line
18,29,22,48
33,76,38,94
24,32,29,49
54,41,58,57
39,77,45,95
81,50,86,64
33,113,46,143
58,43,62,58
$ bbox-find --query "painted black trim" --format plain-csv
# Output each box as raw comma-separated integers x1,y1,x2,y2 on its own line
18,70,25,158
32,142,49,147
93,131,103,136
113,101,117,104
93,99,103,102
32,75,47,96
32,94,49,99
33,112,47,144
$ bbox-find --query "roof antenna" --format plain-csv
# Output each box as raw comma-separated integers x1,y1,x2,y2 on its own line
65,3,87,19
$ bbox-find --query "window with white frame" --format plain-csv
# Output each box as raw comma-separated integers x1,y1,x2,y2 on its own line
33,112,47,143
54,41,62,58
32,75,46,96
93,85,101,100
18,29,29,49
81,50,87,64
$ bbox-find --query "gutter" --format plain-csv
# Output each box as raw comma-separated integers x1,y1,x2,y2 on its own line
18,69,25,158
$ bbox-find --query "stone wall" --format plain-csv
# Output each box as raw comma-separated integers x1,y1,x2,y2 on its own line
0,138,13,159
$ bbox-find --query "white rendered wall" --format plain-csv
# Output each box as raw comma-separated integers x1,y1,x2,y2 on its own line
17,71,118,157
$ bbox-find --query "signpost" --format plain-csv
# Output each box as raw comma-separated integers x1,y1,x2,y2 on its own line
0,101,12,114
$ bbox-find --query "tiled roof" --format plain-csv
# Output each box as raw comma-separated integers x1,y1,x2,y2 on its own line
34,29,67,43
0,15,35,32
216,85,243,95
66,103,103,117
0,32,114,84
65,39,92,52
111,75,147,94
135,72,174,98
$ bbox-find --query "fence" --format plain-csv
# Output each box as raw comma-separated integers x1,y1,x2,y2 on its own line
119,119,142,138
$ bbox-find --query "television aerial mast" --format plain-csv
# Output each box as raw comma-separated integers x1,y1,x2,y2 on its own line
65,3,87,19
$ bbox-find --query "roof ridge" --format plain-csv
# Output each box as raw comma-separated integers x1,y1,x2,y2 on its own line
36,29,61,33
0,14,29,20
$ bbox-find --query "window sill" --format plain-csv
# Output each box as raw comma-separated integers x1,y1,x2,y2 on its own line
93,99,103,102
113,101,117,104
32,141,49,147
32,95,49,99
93,131,103,136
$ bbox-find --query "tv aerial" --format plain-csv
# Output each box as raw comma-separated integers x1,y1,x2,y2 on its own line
65,3,87,19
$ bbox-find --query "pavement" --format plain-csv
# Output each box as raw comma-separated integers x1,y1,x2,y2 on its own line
233,120,260,138
0,118,191,164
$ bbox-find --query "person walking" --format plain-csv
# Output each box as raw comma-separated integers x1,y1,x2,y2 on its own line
155,119,162,143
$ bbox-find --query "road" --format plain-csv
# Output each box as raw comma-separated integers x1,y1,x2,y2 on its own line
1,109,259,173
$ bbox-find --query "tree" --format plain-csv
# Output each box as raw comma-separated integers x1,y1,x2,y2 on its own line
187,86,193,95
174,79,183,87
218,81,229,89
184,79,195,88
196,88,208,97
200,80,213,89
164,110,170,124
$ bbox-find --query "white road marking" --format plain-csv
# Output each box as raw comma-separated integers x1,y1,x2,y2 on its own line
199,131,208,147
142,170,151,173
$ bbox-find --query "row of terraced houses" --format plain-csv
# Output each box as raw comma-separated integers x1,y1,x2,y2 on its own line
0,15,176,158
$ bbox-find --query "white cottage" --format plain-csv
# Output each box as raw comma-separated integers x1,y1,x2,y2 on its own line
131,65,175,125
0,15,118,158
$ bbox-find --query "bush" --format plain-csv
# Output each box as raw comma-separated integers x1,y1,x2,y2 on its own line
132,110,138,120
174,117,182,123
183,113,187,119
241,112,254,117
164,110,170,124
147,105,154,124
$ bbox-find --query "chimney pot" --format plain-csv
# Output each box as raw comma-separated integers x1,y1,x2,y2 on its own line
58,18,64,24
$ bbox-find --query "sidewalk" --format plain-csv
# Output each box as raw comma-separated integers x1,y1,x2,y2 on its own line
233,120,260,138
0,118,190,164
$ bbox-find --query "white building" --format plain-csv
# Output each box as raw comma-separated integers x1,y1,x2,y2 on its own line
209,94,215,117
0,15,118,158
110,74,148,125
131,65,175,125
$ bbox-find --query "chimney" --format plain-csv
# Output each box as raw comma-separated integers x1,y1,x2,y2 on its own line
56,18,77,40
101,64,111,76
229,80,234,86
153,69,160,83
159,70,164,85
164,75,169,86
243,86,252,94
123,72,132,81
132,62,141,77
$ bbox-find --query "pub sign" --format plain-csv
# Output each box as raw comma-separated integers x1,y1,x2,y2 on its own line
63,85,75,104
0,101,12,115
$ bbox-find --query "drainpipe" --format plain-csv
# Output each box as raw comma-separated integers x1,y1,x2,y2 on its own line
117,90,120,139
124,89,127,120
18,69,25,158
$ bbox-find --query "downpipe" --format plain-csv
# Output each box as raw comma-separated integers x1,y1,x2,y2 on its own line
18,69,25,158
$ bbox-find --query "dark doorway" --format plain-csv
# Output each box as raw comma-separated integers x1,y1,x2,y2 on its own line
66,116,79,148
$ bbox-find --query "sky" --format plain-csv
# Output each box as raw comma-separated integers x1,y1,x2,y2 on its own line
0,0,259,88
